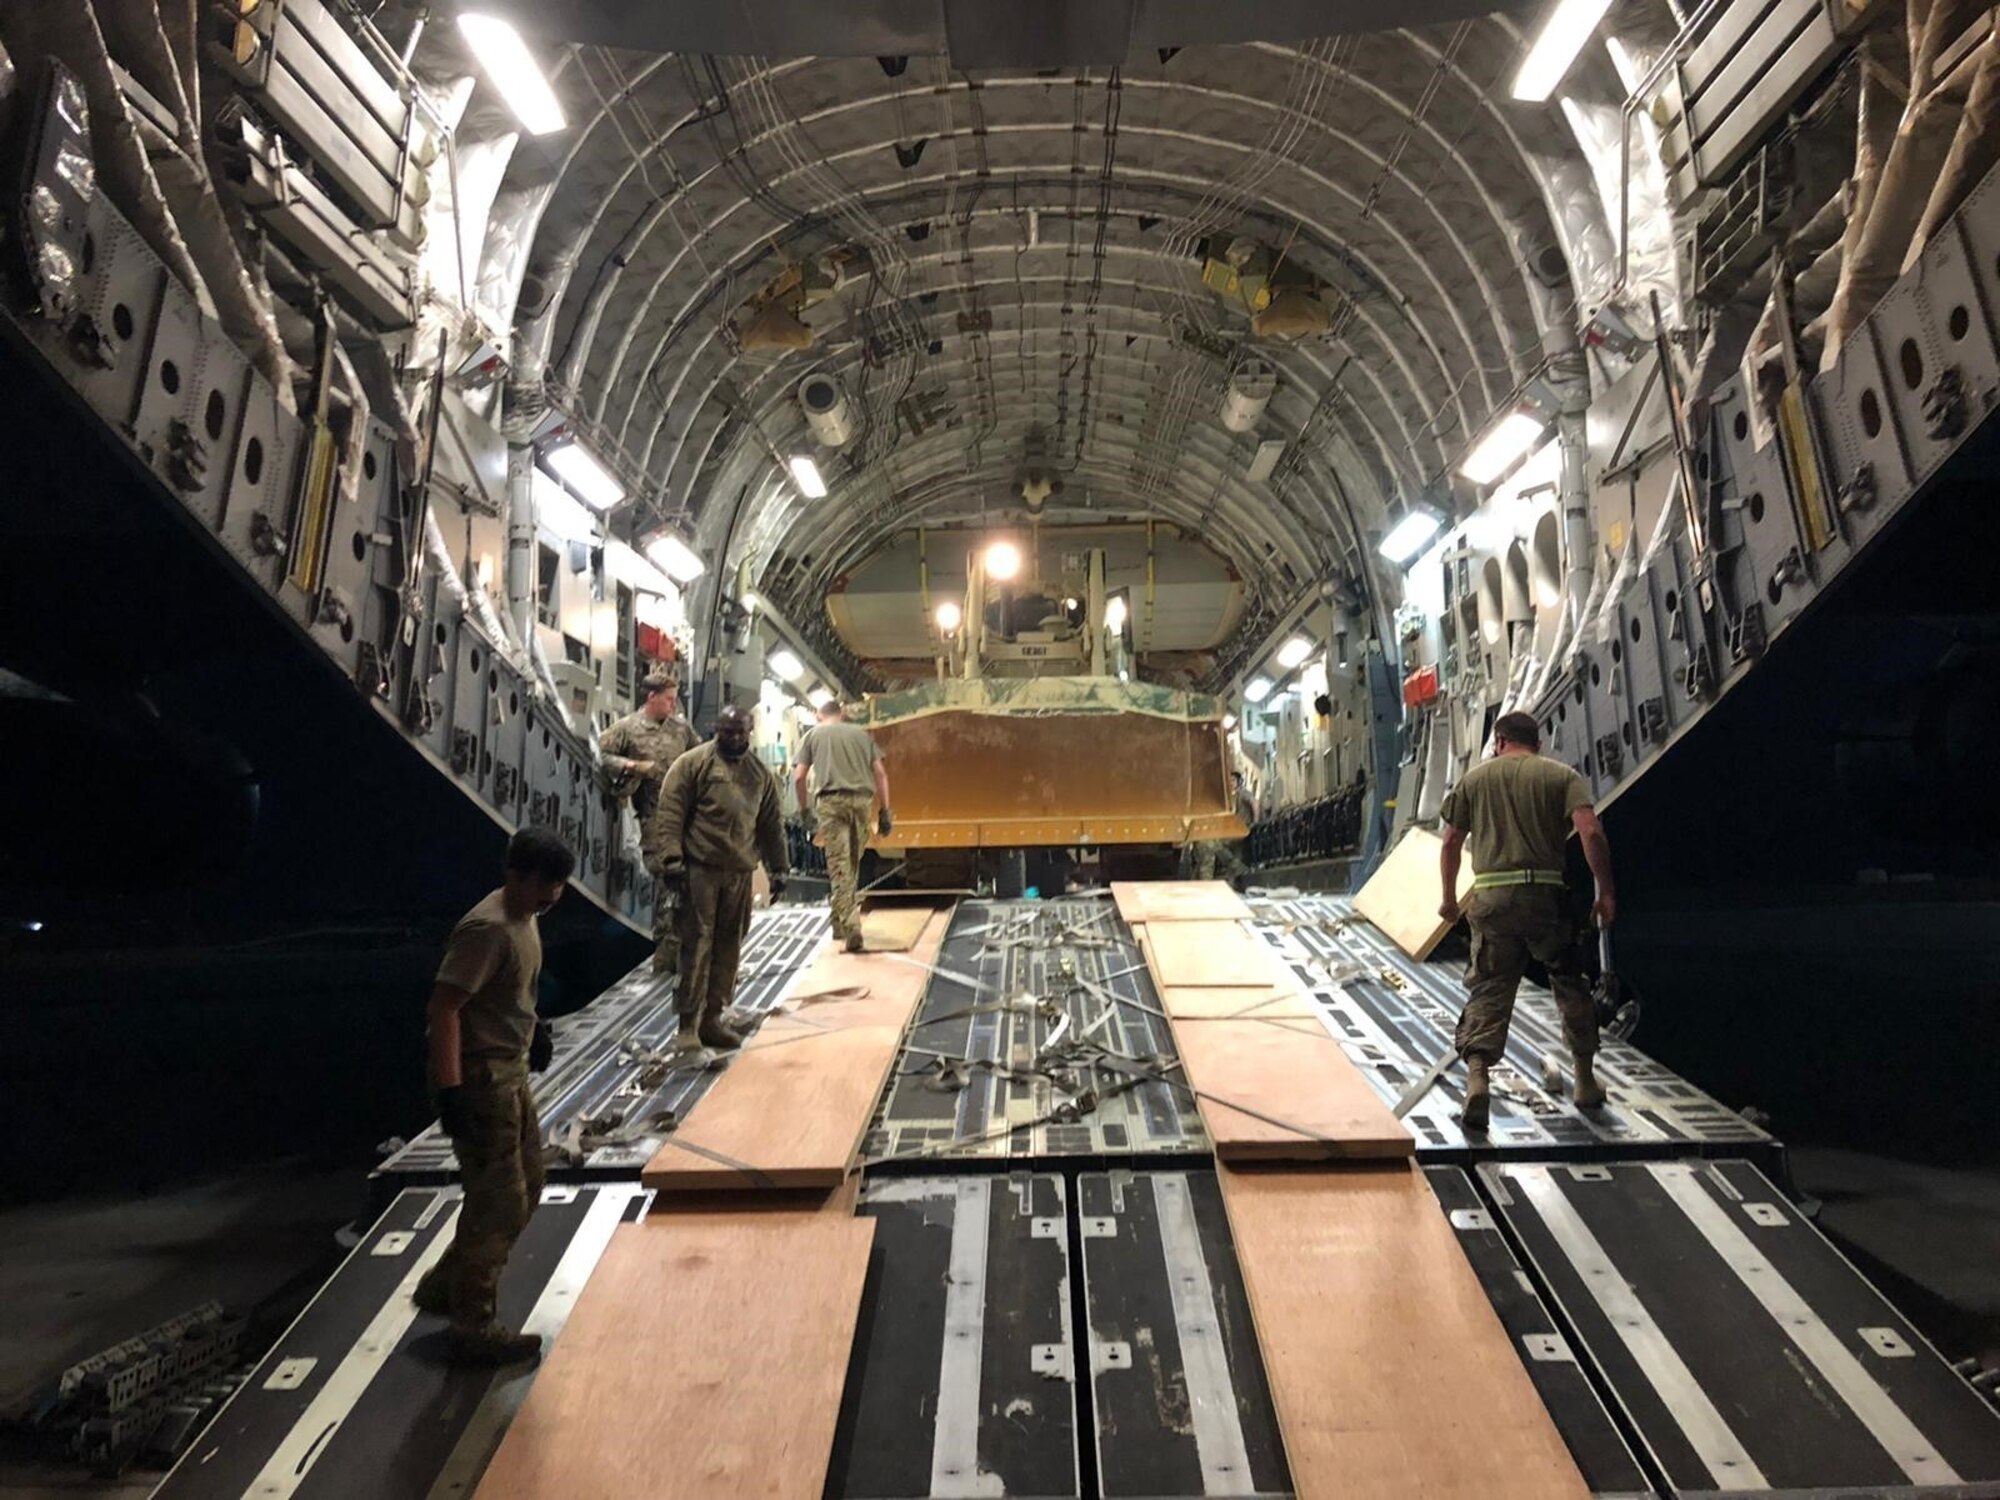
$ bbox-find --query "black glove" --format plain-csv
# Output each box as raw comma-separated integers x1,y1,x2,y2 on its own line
436,1085,474,1139
769,874,788,901
529,1019,554,1073
877,807,894,837
657,860,687,897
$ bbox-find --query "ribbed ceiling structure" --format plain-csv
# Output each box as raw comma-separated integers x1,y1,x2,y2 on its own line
424,5,1641,684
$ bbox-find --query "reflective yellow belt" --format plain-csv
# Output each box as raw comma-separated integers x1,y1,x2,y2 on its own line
1470,869,1567,890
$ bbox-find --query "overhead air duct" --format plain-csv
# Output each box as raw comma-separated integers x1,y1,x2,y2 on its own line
1220,356,1277,432
797,372,856,448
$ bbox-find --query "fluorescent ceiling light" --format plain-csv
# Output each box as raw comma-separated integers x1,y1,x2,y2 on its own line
1223,712,1237,731
806,685,834,709
1244,676,1273,704
643,530,706,584
1379,509,1443,565
1458,410,1549,485
1276,635,1312,670
1246,437,1288,484
603,538,673,597
934,600,962,632
788,454,827,498
542,440,624,511
984,540,1022,581
1104,595,1128,633
768,647,806,682
457,14,566,135
1510,0,1616,103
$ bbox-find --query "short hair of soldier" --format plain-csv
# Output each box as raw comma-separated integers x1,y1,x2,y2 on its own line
1492,711,1542,750
817,698,843,720
506,826,576,883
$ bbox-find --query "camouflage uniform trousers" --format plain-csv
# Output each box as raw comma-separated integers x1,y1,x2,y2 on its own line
647,868,679,977
815,789,874,941
1190,839,1248,883
417,1061,544,1333
674,861,755,1028
1455,885,1598,1066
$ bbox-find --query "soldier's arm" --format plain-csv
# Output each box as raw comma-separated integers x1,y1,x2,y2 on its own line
756,770,790,875
792,738,812,812
651,755,696,866
598,721,638,775
426,985,470,1089
1571,805,1616,925
1438,824,1468,921
871,748,891,814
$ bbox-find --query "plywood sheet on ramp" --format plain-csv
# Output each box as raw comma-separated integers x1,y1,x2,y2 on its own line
857,902,931,952
1218,1163,1588,1500
1111,879,1252,924
1159,984,1318,1022
474,1208,873,1500
1143,919,1281,987
1173,1016,1411,1160
641,908,951,1191
1353,826,1475,959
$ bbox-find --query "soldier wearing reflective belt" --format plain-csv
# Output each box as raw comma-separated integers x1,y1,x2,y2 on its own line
1438,711,1616,1130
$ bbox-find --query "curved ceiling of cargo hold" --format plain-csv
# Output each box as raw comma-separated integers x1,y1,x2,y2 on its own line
444,15,1636,682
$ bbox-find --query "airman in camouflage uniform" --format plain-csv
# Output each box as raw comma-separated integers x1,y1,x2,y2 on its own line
1191,772,1256,884
650,705,790,1050
600,666,697,973
411,827,572,1367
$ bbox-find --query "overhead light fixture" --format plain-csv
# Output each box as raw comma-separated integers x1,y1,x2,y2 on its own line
642,529,706,584
457,14,566,135
1510,0,1617,102
806,685,834,709
1223,712,1237,731
1245,437,1288,484
788,454,827,498
1276,635,1312,670
1244,677,1273,704
984,540,1022,581
1379,507,1444,565
768,647,806,682
1458,409,1549,485
1104,595,1128,633
934,599,962,632
541,439,624,511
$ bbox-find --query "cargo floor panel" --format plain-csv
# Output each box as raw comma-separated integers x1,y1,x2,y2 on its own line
1249,895,1774,1160
866,899,1207,1164
151,1184,646,1500
835,1174,1079,1500
1424,1166,1657,1498
1077,1170,1292,1498
1482,1158,2000,1496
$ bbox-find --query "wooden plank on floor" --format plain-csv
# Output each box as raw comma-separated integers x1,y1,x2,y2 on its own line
1218,1163,1589,1500
1111,879,1252,924
641,909,951,1192
1143,918,1282,987
1159,985,1318,1022
857,902,931,952
1352,827,1475,959
474,1209,874,1500
1172,1016,1412,1160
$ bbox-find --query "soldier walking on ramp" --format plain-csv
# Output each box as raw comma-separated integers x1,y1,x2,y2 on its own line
413,827,573,1366
793,697,893,953
599,666,697,975
651,704,790,1051
1437,711,1617,1131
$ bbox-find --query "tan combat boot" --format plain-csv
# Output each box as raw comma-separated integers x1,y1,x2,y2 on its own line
1461,1058,1492,1131
1573,1055,1607,1110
